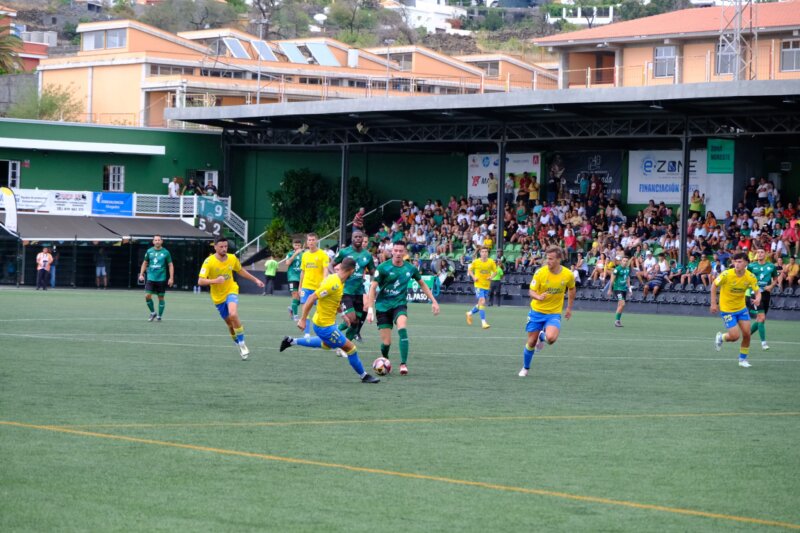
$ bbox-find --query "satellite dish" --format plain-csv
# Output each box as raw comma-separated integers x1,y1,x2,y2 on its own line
313,13,328,24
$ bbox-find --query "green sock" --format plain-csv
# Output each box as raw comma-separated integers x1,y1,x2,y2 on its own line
158,300,165,317
759,322,766,342
146,299,155,313
750,322,759,335
380,343,390,357
291,299,299,316
338,322,348,332
398,328,409,364
615,312,621,321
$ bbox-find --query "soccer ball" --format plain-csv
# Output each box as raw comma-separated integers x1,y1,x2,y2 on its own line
372,357,392,376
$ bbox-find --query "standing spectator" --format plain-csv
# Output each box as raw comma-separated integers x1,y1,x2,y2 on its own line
263,254,278,295
49,246,59,289
504,173,515,202
351,207,366,238
167,176,181,197
688,190,705,218
35,247,53,291
486,173,498,205
515,173,529,205
579,174,589,200
204,182,219,198
527,174,539,209
744,177,758,212
183,178,202,196
94,247,108,289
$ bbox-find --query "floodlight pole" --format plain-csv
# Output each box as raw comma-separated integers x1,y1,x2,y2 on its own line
339,144,350,248
384,39,395,97
495,136,507,254
678,119,691,267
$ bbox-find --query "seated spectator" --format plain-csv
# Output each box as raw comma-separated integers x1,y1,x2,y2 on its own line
666,260,683,284
783,256,798,288
636,250,657,285
681,254,700,286
204,182,219,197
695,254,713,287
643,270,668,298
590,253,608,281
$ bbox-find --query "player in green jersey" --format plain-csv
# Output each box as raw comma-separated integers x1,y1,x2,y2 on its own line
607,255,632,327
279,239,304,321
138,235,174,322
746,248,782,350
333,231,376,343
367,241,439,375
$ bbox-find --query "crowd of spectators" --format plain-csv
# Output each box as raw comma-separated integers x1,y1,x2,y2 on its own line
361,175,800,292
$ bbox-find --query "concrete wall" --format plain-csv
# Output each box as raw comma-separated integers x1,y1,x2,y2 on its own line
0,74,37,116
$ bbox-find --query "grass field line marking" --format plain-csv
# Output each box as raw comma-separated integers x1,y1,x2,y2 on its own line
1,420,798,530
50,411,800,430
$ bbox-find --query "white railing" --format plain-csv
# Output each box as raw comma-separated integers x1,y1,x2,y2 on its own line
134,194,246,242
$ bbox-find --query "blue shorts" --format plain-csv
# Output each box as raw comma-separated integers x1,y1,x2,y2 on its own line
720,308,749,329
215,293,239,320
526,310,561,333
300,288,315,304
313,323,347,349
475,288,490,300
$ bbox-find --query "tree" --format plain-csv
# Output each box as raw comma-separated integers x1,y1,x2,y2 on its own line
328,0,379,45
5,84,82,122
0,25,22,74
140,0,238,34
617,0,692,21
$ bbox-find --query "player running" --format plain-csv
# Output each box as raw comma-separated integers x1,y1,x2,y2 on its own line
298,233,330,338
367,240,439,376
466,246,497,329
333,230,375,342
711,252,760,368
280,239,304,321
138,235,174,322
198,236,264,360
519,246,576,377
746,247,781,350
279,258,380,383
607,255,632,327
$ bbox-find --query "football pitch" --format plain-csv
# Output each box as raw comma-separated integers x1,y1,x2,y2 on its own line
1,289,799,532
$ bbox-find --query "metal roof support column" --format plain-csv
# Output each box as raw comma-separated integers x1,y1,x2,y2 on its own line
678,120,691,267
221,138,232,198
339,144,350,249
495,137,507,256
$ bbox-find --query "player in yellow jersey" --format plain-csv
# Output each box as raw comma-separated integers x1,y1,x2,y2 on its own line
519,246,575,377
198,236,264,360
466,246,497,329
298,232,331,337
280,258,380,383
710,252,760,368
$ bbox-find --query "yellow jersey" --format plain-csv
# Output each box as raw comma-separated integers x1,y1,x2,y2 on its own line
715,268,758,313
312,273,344,327
469,258,498,290
301,249,330,291
529,265,575,315
199,253,241,305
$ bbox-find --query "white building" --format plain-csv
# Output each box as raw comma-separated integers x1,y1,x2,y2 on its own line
382,0,470,36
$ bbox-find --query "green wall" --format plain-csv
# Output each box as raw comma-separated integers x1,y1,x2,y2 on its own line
230,149,468,237
0,119,222,193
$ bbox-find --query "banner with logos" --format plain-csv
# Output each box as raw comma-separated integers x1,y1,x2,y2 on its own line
707,138,735,174
407,275,439,303
467,153,542,200
546,151,624,200
628,150,734,216
92,192,133,216
0,188,91,215
0,187,18,234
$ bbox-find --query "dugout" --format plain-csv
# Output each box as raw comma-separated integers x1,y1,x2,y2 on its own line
0,213,213,289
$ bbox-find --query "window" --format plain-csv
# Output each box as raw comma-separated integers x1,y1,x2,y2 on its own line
103,165,125,192
474,61,500,77
595,6,610,17
190,170,218,188
200,68,246,79
387,52,413,71
654,46,676,78
150,64,194,76
0,160,20,188
716,42,735,75
82,30,104,51
106,29,126,49
781,39,800,72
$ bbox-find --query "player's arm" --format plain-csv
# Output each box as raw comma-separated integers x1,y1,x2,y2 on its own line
138,258,149,282
197,262,223,287
417,278,440,316
366,280,379,322
467,262,476,282
564,286,576,319
167,260,175,287
297,291,319,331
607,271,616,295
709,276,719,314
236,266,265,288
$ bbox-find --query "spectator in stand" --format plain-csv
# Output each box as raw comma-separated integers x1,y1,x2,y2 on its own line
168,176,182,197
688,190,705,218
782,256,798,288
590,252,608,282
757,177,770,206
666,259,683,284
696,253,713,287
504,173,515,201
486,173,498,205
643,270,668,298
527,174,540,209
35,247,53,291
636,250,657,285
579,174,589,200
204,182,219,198
514,173,527,205
744,177,758,211
183,178,202,196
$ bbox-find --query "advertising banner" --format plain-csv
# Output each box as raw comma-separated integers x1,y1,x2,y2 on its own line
546,151,624,200
467,153,542,200
707,138,735,174
407,275,439,303
92,192,134,216
0,188,91,214
0,187,17,234
628,150,734,216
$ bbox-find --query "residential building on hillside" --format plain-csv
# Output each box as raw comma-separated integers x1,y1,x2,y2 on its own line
545,0,617,27
1,4,53,72
381,0,470,36
36,19,556,128
534,0,800,88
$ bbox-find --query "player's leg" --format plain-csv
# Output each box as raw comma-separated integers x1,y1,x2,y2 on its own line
520,310,545,376
225,296,249,359
299,288,314,336
289,285,300,321
353,297,366,340
338,338,378,383
615,293,625,327
395,311,410,374
477,291,490,328
758,292,770,350
737,314,752,367
377,310,393,359
156,294,166,320
466,288,479,325
144,282,157,321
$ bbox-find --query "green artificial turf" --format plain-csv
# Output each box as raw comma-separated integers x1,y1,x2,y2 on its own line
1,288,798,532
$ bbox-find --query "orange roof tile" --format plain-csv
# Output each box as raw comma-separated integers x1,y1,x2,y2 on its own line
536,1,800,46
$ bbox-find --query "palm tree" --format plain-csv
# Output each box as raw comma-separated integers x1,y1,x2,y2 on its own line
0,25,22,74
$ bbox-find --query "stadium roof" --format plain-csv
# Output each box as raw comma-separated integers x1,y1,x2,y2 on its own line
535,1,800,47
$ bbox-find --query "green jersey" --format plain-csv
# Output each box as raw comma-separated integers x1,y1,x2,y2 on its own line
143,247,172,282
264,258,279,277
747,261,778,290
373,260,421,312
334,246,375,295
611,265,630,291
285,250,303,282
